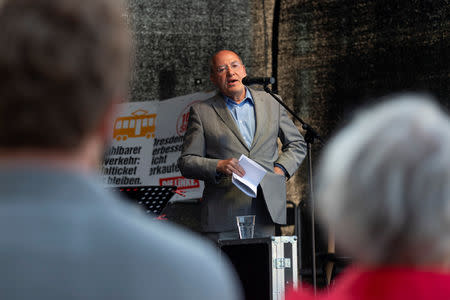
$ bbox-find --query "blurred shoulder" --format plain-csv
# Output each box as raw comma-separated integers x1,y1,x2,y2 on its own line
104,202,243,299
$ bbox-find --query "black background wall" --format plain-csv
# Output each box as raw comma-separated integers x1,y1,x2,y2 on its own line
275,0,449,272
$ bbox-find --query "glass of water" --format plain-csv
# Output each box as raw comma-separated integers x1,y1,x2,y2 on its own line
236,215,255,239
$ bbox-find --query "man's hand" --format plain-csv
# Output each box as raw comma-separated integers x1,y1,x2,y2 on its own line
274,166,286,177
217,158,245,177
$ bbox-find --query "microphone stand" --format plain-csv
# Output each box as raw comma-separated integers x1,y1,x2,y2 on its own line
262,84,324,294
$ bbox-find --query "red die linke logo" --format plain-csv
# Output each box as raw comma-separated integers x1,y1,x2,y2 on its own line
160,176,200,190
176,100,201,136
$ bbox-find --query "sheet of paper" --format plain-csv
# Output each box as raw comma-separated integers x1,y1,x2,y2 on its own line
232,154,267,197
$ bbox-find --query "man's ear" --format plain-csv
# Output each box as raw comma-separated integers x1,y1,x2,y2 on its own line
98,100,121,144
79,101,121,172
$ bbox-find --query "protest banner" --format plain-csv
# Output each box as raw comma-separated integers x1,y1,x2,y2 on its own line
102,91,216,201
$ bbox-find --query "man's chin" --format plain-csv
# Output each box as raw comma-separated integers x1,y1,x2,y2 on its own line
222,85,244,98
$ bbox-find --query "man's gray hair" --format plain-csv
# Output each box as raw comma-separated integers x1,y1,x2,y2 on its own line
317,94,450,266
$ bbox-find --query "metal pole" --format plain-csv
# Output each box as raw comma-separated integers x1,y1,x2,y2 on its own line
307,143,317,294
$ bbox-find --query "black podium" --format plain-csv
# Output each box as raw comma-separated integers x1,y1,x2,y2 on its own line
219,236,298,300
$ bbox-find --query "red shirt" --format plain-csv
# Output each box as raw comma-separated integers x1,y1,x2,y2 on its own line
287,266,450,300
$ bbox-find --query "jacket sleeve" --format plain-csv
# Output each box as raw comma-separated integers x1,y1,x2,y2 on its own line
274,104,307,177
177,105,221,183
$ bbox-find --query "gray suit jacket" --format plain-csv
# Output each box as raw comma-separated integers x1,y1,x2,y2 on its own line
178,87,306,232
0,168,242,300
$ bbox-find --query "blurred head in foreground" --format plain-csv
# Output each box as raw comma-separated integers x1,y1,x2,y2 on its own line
317,94,450,267
0,0,131,169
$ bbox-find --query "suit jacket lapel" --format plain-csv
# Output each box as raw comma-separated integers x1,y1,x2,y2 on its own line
210,94,249,149
250,88,268,150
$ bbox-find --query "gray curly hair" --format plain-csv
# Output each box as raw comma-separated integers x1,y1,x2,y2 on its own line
317,94,450,266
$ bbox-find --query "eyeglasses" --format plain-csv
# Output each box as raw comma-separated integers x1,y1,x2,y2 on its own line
216,61,242,74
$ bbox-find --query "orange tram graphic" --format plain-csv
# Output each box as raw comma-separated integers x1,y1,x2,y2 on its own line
113,109,156,141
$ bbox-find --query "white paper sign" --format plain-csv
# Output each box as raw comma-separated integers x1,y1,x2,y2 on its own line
102,101,158,187
101,91,216,202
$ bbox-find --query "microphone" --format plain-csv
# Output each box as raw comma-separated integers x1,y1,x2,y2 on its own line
242,76,276,86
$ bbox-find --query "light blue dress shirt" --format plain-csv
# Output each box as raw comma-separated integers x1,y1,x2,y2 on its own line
224,88,289,178
224,88,255,148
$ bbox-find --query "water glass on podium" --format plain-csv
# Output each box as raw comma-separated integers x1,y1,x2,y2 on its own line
236,215,255,239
